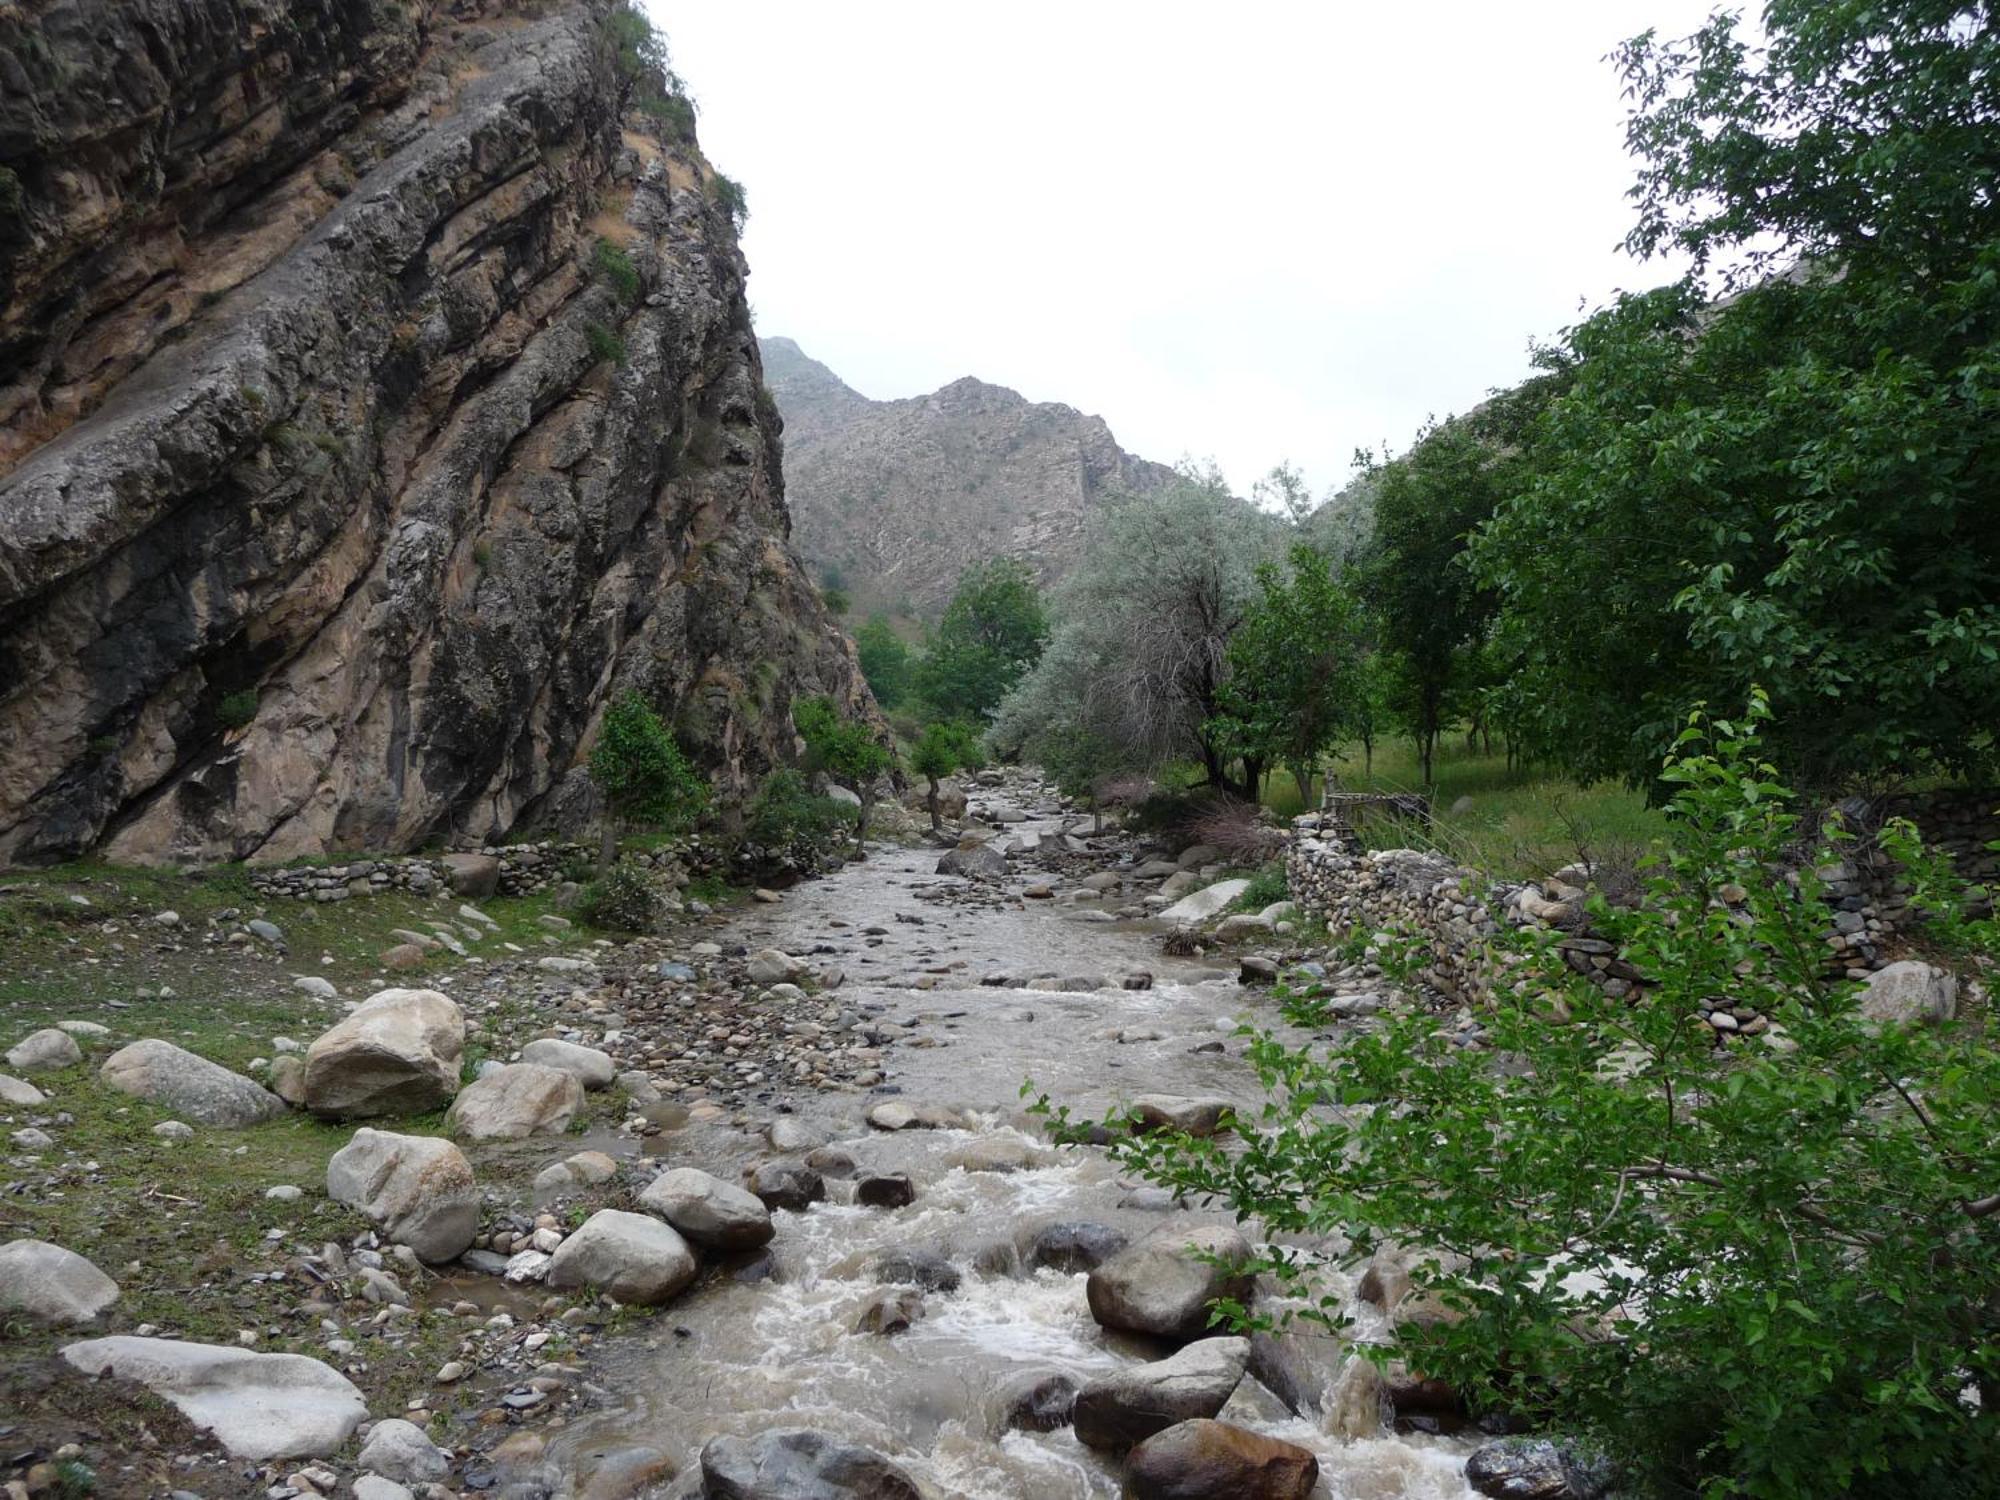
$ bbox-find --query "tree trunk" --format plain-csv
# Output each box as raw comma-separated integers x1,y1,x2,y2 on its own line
598,816,618,870
925,775,941,834
1292,765,1313,808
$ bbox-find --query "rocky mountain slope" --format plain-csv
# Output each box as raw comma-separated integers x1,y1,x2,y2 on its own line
0,0,869,866
761,336,1178,617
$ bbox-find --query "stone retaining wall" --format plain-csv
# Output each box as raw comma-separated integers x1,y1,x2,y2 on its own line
1286,790,1998,1013
247,842,689,903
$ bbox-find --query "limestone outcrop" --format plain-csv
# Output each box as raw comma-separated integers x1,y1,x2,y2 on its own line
0,0,870,865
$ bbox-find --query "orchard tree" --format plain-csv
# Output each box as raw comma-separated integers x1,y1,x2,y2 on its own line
793,696,889,847
587,691,707,865
915,559,1049,720
1472,0,2000,792
1208,543,1370,806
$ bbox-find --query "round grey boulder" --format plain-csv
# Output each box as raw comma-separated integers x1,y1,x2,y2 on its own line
545,1210,698,1306
447,1062,582,1141
1072,1337,1250,1450
302,988,465,1119
638,1167,775,1250
1086,1224,1256,1342
327,1128,479,1263
100,1040,284,1127
0,1239,120,1323
698,1429,921,1500
6,1028,82,1072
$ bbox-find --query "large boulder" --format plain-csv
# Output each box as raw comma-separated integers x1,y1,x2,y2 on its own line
60,1337,366,1460
638,1167,775,1250
358,1417,453,1483
1124,1419,1319,1500
520,1038,617,1090
441,853,501,899
745,949,805,985
301,989,464,1119
1025,1221,1129,1274
98,1040,283,1127
1464,1438,1610,1500
1086,1224,1255,1342
1072,1337,1250,1450
1857,960,1957,1027
6,1028,82,1072
1159,880,1251,925
749,1160,826,1211
0,1239,119,1323
326,1128,479,1263
936,840,1006,880
447,1063,582,1141
698,1429,921,1500
545,1210,698,1306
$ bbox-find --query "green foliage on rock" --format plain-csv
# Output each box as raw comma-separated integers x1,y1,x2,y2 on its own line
914,559,1049,722
592,237,640,304
216,690,259,731
584,320,626,367
741,768,851,855
588,691,706,861
709,173,748,231
1037,697,2000,1498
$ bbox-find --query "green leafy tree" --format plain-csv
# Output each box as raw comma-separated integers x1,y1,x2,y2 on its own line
587,691,707,865
1208,543,1370,806
854,615,911,708
793,696,890,846
1036,696,2000,1497
1471,0,2000,793
915,559,1049,721
908,720,982,833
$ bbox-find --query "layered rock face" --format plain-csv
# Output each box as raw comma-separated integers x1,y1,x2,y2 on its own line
0,0,868,865
759,335,1177,617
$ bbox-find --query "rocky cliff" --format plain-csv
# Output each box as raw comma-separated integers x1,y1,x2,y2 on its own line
760,336,1177,617
0,0,870,866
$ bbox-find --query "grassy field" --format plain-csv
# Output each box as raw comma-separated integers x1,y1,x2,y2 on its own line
1262,736,1668,881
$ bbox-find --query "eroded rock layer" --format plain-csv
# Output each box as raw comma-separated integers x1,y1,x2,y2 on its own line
0,0,868,864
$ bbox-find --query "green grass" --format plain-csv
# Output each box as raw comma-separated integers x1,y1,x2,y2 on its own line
1267,736,1668,881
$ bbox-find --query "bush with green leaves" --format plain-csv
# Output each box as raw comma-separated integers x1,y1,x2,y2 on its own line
908,719,982,833
588,691,707,864
915,558,1049,722
577,860,663,934
739,768,850,862
794,696,889,843
592,237,640,303
854,615,912,709
1034,696,2000,1498
216,689,259,730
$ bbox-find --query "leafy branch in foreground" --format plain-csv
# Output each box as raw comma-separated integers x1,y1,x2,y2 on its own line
1032,695,2000,1498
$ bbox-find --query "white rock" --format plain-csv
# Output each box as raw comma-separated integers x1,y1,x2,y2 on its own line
536,956,596,973
353,1478,414,1500
0,1073,47,1106
447,1064,582,1141
519,1038,616,1091
326,1128,479,1263
1159,880,1252,924
56,1020,111,1038
745,949,803,985
0,1240,120,1323
638,1167,775,1250
1858,960,1957,1027
6,1028,82,1072
357,1416,451,1482
546,1210,698,1306
59,1337,365,1459
293,976,338,1000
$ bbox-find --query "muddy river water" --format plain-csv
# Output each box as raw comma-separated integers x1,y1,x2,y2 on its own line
550,814,1479,1499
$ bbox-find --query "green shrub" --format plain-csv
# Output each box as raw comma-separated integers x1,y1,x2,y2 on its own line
584,321,626,366
216,690,259,730
592,237,640,303
709,173,748,230
1232,860,1288,911
578,861,663,933
742,768,848,852
1035,696,2000,1498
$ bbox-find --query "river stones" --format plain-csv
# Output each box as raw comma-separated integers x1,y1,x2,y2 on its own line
854,1172,914,1208
447,1063,582,1141
1025,1221,1129,1274
1086,1224,1255,1341
871,1247,960,1293
750,1160,826,1211
1001,1372,1079,1433
1464,1438,1611,1500
60,1337,366,1460
326,1128,479,1263
854,1288,924,1335
1858,959,1957,1026
98,1039,284,1127
746,949,805,985
6,1027,81,1071
936,840,1006,880
0,1239,119,1323
1124,1419,1319,1500
865,1100,966,1131
1073,1337,1250,1450
943,1136,1045,1173
576,1445,678,1500
520,1038,617,1090
302,988,464,1119
639,1168,775,1249
1127,1095,1236,1138
545,1210,698,1306
698,1429,921,1500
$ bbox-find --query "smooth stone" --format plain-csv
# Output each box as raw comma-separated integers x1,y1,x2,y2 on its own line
1857,959,1957,1026
6,1028,82,1072
59,1337,365,1460
698,1429,920,1500
520,1038,617,1090
357,1417,452,1483
301,989,465,1119
1025,1221,1130,1274
854,1173,914,1209
1086,1224,1256,1342
1159,880,1251,924
871,1247,960,1293
545,1210,698,1306
638,1167,776,1250
0,1239,120,1323
749,1160,826,1211
99,1040,284,1127
1072,1337,1250,1450
1001,1371,1079,1433
447,1063,583,1141
0,1073,48,1106
1124,1419,1319,1500
326,1128,479,1263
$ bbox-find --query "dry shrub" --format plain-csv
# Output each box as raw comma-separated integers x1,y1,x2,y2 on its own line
1183,796,1285,862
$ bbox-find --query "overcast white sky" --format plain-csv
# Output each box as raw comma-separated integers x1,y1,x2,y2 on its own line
652,0,1726,498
